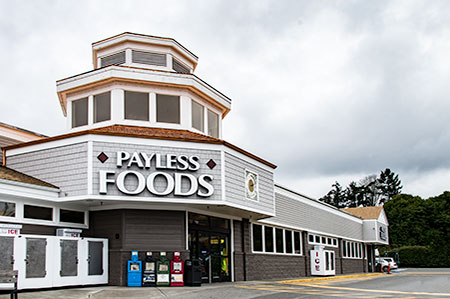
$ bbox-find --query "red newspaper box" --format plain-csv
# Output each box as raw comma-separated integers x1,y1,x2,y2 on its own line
170,251,184,286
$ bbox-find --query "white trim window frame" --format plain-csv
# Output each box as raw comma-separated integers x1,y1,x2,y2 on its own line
342,240,363,259
251,222,302,256
308,233,338,248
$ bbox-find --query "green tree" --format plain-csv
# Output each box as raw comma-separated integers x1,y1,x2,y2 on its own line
320,169,403,207
321,182,346,208
377,168,402,205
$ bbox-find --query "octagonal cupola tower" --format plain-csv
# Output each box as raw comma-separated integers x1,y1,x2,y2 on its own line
57,32,231,138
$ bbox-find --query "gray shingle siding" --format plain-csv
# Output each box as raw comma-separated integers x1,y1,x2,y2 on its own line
224,152,275,215
267,192,363,240
7,143,88,196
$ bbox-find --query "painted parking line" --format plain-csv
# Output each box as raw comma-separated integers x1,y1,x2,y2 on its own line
236,272,450,298
291,282,450,297
278,273,384,284
236,284,422,298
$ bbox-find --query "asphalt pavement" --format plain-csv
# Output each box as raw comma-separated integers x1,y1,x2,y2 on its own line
1,268,449,299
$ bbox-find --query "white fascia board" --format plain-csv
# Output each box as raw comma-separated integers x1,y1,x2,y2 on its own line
88,202,243,221
0,180,59,200
56,195,276,217
363,239,389,245
56,67,231,109
275,186,363,224
92,34,198,63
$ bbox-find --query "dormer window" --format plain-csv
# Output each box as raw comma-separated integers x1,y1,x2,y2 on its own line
156,94,180,124
192,101,204,131
94,92,111,123
72,98,88,128
132,50,166,67
100,51,126,68
125,91,149,121
208,110,219,138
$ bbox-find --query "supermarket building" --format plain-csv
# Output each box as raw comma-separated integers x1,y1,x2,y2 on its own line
0,33,389,289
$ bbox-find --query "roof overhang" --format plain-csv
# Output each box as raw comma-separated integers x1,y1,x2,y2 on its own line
56,66,231,117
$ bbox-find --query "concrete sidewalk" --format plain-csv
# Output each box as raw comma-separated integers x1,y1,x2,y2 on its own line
0,273,385,299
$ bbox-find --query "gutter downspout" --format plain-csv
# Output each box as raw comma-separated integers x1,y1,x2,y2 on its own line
2,148,5,166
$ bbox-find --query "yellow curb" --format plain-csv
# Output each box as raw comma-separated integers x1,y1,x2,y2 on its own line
278,273,384,284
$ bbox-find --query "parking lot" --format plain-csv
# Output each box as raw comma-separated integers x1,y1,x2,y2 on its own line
2,268,450,298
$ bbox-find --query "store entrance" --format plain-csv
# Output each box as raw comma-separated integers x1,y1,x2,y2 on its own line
188,213,231,283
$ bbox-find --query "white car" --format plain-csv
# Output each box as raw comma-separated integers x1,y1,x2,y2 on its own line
379,257,398,270
375,258,390,272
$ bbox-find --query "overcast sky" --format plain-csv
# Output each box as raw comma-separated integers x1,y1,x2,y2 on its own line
1,0,450,199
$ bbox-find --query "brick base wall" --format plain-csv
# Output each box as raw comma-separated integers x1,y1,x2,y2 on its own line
245,254,307,280
341,258,366,274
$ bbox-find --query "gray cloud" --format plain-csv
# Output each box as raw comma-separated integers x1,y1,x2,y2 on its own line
1,0,450,198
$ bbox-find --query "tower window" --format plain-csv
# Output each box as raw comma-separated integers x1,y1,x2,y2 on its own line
72,98,88,128
191,101,204,131
94,92,111,123
125,91,149,121
207,110,219,138
156,94,180,124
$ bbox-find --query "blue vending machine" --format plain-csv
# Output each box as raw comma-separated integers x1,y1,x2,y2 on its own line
127,251,142,287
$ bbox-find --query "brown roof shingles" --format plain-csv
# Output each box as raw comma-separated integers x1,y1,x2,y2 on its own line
0,166,58,189
341,206,383,220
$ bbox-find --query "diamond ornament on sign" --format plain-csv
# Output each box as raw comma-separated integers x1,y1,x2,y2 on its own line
97,152,109,163
206,159,216,169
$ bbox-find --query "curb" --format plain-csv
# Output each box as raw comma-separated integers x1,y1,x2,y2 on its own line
278,273,384,284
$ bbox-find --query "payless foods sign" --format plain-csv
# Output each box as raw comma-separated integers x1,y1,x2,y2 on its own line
98,151,215,197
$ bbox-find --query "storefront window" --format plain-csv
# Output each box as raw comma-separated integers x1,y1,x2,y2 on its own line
264,227,274,252
125,91,149,121
157,94,180,124
285,230,293,254
0,201,15,217
24,205,53,221
252,224,263,252
294,231,301,254
72,98,88,128
276,228,284,253
60,209,85,224
94,92,111,123
192,101,204,131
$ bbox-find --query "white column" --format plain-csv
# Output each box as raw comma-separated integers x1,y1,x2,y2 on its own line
204,108,209,135
88,95,94,125
125,48,132,65
66,100,72,130
167,54,173,70
111,89,124,122
218,113,222,139
150,92,156,123
180,96,191,129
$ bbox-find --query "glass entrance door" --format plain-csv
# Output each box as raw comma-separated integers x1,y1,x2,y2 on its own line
188,213,231,283
210,234,229,282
